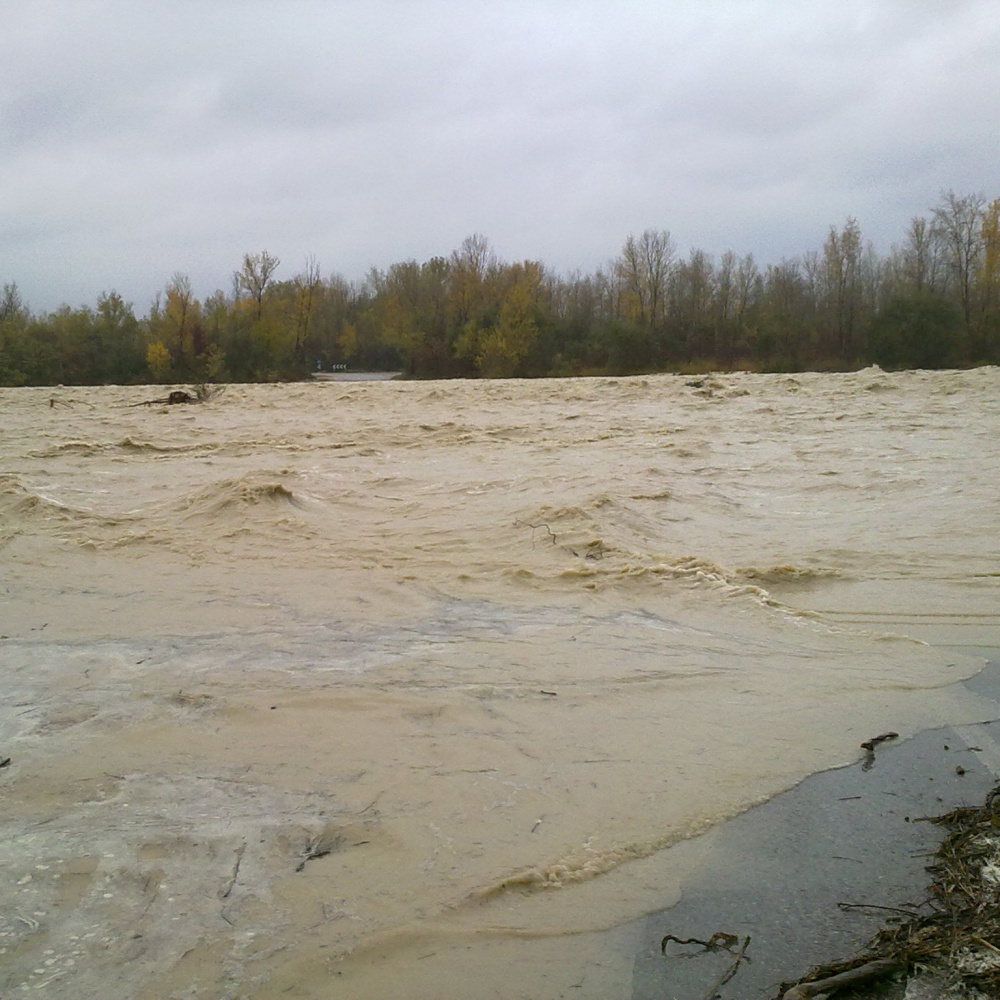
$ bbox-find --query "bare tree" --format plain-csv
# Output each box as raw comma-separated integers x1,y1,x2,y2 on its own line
454,233,496,279
1,282,25,323
733,253,760,325
716,251,759,362
903,216,942,295
236,250,281,321
292,254,322,361
154,272,197,367
670,248,715,358
932,190,986,333
822,218,863,358
615,229,675,332
449,234,497,329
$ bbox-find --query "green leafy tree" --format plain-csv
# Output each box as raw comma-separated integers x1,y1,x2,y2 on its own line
0,283,30,384
472,261,542,377
975,199,1000,362
869,293,963,369
232,251,284,378
95,291,142,382
146,340,172,382
756,261,809,370
375,257,451,376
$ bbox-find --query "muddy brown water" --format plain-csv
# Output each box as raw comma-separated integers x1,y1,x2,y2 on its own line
2,368,998,998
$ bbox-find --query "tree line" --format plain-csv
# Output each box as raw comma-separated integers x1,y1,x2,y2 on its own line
2,190,998,386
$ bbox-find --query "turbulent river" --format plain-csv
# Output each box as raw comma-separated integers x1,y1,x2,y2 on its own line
2,368,999,999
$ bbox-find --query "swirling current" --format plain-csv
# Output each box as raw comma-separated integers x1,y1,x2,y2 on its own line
1,368,999,998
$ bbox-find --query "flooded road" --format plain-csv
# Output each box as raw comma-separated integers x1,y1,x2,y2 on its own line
2,368,998,998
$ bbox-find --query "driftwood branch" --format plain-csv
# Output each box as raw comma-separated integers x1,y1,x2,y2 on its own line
131,390,197,407
781,957,900,999
221,841,245,899
130,384,226,407
513,519,557,546
661,931,739,954
698,935,751,1000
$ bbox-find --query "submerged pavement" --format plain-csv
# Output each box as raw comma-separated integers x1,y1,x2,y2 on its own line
629,650,1000,1000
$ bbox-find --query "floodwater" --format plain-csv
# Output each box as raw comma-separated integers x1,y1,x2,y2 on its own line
1,368,998,999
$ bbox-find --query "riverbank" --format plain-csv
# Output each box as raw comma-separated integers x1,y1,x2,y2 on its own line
310,370,402,380
629,651,1000,999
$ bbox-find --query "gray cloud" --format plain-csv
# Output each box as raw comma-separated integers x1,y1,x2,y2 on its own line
2,0,998,311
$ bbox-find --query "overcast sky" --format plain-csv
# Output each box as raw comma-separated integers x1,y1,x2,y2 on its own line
2,0,999,313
